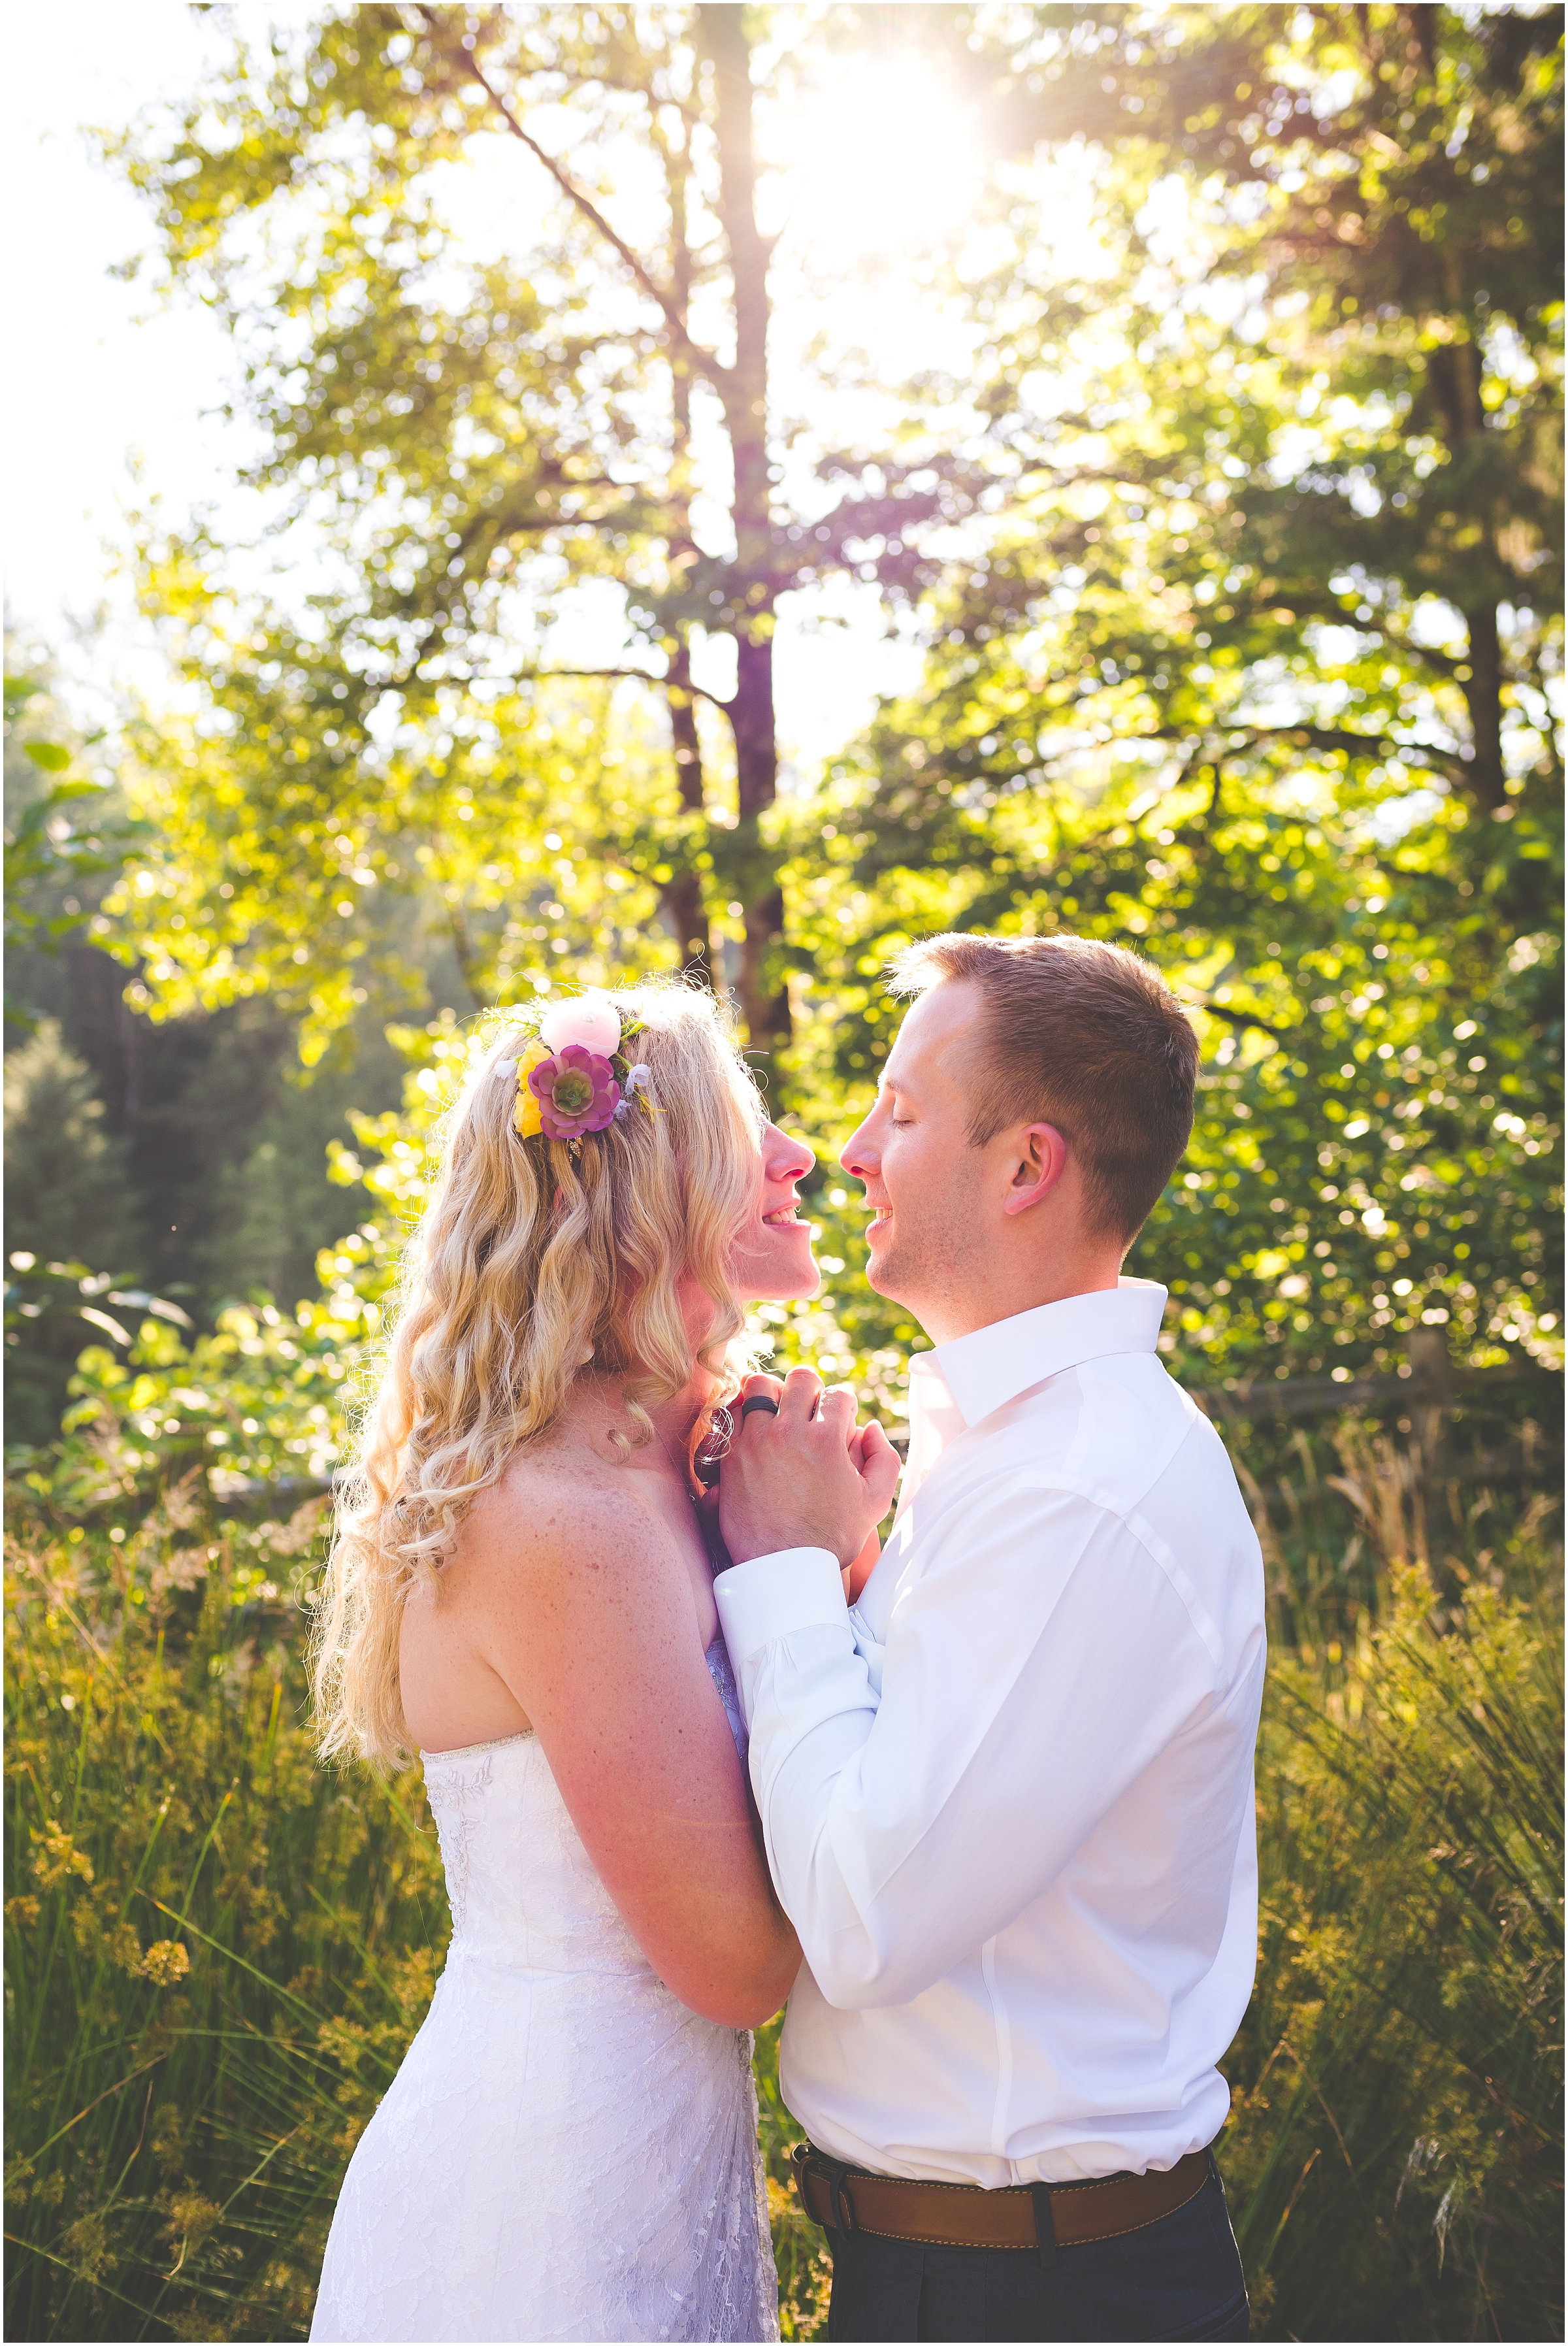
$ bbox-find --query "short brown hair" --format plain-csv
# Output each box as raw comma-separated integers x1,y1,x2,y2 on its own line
887,933,1199,1244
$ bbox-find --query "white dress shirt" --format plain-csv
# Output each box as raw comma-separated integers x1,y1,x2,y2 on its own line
714,1280,1266,2187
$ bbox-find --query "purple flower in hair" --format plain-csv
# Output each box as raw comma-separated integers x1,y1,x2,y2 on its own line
528,1044,620,1140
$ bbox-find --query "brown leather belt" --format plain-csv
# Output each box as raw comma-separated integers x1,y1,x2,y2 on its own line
791,2141,1215,2254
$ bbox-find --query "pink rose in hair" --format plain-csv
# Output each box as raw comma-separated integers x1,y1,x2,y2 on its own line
528,1044,621,1140
538,991,622,1056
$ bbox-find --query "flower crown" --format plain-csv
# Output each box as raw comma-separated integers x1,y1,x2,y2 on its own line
496,993,655,1144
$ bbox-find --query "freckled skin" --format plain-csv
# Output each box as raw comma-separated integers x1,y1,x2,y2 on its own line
397,1119,817,2028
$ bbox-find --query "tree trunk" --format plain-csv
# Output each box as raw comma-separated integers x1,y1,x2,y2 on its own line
445,890,485,1012
118,978,142,1139
1406,1325,1452,1585
700,3,790,1059
1426,335,1507,814
1460,602,1507,812
658,140,713,986
661,640,713,974
733,638,787,1056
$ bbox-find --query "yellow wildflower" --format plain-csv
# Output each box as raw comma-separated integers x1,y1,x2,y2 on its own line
61,2210,114,2285
511,1037,551,1138
137,1939,191,1987
161,2189,221,2256
33,1824,93,1891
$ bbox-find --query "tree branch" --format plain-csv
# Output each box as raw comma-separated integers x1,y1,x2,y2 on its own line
416,11,732,398
1241,722,1471,779
474,665,736,712
1379,630,1465,682
1142,723,1470,780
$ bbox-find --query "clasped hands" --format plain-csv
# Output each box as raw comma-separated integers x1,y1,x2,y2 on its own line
718,1367,902,1598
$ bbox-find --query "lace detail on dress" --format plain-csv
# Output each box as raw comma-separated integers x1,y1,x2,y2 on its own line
425,1741,489,1944
310,1711,777,2343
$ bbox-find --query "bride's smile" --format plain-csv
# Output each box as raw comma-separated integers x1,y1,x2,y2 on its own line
730,1121,819,1302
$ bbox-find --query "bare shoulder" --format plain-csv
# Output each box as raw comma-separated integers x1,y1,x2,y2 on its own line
451,1436,678,1601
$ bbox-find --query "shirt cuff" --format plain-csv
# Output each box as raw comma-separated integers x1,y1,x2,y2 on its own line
713,1546,845,1664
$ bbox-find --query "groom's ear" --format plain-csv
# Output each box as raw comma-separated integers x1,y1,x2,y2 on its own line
1002,1123,1071,1217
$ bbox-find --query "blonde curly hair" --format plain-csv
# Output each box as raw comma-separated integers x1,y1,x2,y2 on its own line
312,978,766,1770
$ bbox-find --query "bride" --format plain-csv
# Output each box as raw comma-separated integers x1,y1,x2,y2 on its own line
308,980,820,2343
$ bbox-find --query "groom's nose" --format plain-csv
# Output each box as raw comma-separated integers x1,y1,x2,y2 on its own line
840,1119,877,1181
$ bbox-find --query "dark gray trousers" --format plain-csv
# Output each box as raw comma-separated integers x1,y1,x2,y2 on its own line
824,2162,1249,2343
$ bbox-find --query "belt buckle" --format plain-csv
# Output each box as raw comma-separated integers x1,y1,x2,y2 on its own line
1030,2181,1056,2269
821,2155,857,2238
794,2142,857,2239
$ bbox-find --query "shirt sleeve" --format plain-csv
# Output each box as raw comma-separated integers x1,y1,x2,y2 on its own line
713,1489,1218,2010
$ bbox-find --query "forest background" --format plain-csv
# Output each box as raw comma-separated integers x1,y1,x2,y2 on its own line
5,5,1563,2341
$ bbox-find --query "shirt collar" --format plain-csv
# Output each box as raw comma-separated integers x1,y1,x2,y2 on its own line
910,1279,1169,1432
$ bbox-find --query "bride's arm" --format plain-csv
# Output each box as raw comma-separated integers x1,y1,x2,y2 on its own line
453,1468,800,2029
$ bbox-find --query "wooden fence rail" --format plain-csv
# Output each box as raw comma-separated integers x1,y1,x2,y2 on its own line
1186,1328,1529,1425
207,1332,1554,1517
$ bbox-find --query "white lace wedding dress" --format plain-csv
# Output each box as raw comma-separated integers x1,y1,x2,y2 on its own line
310,1639,779,2343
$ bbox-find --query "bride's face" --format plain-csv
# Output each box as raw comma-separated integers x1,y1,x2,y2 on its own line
728,1121,819,1304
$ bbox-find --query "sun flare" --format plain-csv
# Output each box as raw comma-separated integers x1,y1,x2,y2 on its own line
782,58,981,260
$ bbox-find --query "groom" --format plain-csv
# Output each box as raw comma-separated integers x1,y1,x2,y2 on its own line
715,933,1264,2343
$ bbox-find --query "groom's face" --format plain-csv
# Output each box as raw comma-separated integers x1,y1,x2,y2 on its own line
839,981,993,1321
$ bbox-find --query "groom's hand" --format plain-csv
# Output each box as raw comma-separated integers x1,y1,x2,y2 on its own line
719,1367,901,1572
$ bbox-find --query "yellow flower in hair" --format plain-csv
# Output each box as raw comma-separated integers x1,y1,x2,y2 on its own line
512,1038,552,1137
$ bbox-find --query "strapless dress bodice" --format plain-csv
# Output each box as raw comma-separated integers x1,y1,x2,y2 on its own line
421,1732,640,1975
310,1634,776,2343
421,1636,747,1975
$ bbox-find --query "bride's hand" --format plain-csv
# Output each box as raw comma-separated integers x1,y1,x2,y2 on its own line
841,1423,890,1601
843,1523,880,1605
719,1366,901,1572
710,1410,886,1595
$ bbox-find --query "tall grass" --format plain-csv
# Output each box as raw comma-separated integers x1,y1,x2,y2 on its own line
1219,1425,1563,2341
5,1493,448,2342
753,2017,834,2343
1227,1585,1562,2333
5,1435,1561,2342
